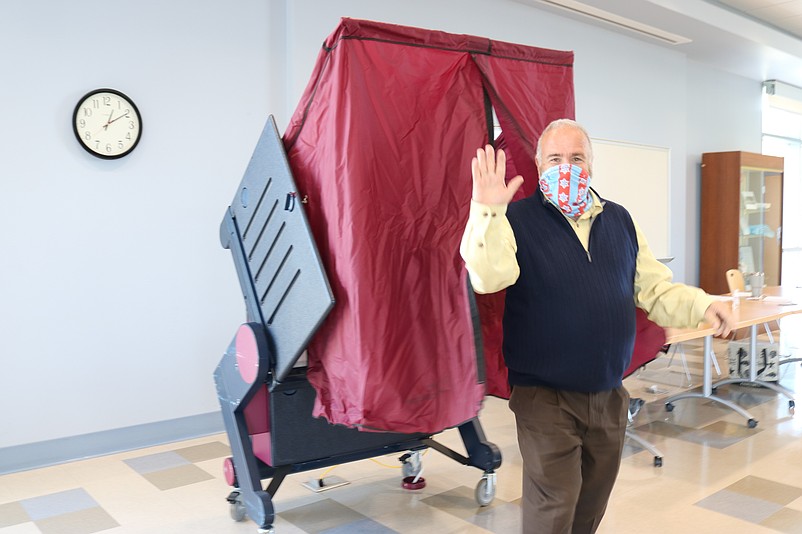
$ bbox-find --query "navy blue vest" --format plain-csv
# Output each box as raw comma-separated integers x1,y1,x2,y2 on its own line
503,192,638,392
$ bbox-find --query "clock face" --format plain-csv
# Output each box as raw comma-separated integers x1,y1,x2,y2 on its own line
72,89,142,159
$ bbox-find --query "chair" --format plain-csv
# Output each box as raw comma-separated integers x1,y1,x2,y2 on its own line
624,309,668,467
725,268,746,295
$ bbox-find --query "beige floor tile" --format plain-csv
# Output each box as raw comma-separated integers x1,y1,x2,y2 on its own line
279,499,367,531
141,464,213,491
761,507,802,534
0,524,42,534
0,502,29,528
371,501,486,533
0,464,80,502
34,507,118,534
727,475,802,505
174,441,230,463
787,495,802,512
421,485,503,520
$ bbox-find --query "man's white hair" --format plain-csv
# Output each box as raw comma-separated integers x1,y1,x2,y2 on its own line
535,119,593,165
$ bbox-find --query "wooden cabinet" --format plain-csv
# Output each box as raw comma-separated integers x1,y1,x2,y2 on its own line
700,151,784,295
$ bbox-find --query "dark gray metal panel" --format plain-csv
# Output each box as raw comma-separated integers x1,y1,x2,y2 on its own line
225,115,334,385
269,377,429,466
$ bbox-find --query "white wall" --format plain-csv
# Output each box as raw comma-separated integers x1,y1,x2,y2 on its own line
0,0,274,449
0,0,762,466
685,60,763,283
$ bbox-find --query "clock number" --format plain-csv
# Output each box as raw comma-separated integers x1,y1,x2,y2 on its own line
83,107,93,117
84,131,92,141
129,121,135,129
79,119,86,128
106,143,112,153
103,96,111,106
118,141,125,150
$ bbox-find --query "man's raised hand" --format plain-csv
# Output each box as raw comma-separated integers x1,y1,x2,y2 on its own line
471,145,524,205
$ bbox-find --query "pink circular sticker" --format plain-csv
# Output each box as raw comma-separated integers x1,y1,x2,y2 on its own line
236,324,259,384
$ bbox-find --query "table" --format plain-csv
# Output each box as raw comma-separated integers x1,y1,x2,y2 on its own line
663,287,802,428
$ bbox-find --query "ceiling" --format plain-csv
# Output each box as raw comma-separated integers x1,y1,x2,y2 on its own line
720,0,802,37
519,0,802,89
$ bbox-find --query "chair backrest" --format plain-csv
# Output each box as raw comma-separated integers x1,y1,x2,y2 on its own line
624,308,667,378
726,269,746,293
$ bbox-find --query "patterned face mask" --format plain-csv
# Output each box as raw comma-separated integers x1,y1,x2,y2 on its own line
538,163,593,218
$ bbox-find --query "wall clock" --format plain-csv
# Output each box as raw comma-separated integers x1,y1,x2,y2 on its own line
72,88,142,159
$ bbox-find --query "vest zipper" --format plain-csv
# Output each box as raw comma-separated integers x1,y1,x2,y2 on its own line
586,220,594,263
544,196,594,262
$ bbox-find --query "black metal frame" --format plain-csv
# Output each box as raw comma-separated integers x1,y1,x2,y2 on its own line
214,115,501,531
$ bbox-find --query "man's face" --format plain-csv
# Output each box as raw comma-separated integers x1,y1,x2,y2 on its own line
537,126,592,177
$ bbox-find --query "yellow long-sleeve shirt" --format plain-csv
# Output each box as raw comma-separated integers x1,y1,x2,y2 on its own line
459,191,714,329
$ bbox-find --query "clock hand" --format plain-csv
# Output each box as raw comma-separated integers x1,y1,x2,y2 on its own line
103,110,115,131
108,111,130,124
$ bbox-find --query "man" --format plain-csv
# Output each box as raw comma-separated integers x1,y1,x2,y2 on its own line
460,119,734,534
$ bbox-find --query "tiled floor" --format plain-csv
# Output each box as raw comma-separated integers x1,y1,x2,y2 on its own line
2,315,802,533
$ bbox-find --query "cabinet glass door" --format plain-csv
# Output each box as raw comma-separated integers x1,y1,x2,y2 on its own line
739,167,783,285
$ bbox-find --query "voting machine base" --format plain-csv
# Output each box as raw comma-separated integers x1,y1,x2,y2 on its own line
214,116,502,533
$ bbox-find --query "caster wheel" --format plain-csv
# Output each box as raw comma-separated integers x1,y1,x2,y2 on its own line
401,476,426,490
654,457,663,468
747,419,758,429
229,501,246,522
789,400,795,414
401,451,423,478
475,474,496,507
401,463,419,478
665,403,674,412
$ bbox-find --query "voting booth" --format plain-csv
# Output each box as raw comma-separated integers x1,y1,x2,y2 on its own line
214,18,575,532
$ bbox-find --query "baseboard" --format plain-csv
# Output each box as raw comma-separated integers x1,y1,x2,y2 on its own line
0,412,225,475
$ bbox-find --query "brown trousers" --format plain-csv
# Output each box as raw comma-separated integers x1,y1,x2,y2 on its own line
509,384,629,534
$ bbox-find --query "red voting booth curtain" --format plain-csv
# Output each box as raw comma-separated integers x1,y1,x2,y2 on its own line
284,18,574,432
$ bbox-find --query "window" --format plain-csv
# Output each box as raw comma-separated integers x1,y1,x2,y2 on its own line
762,86,802,288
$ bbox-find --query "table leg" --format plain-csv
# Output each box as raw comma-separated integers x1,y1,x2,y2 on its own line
712,324,795,408
665,336,758,428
